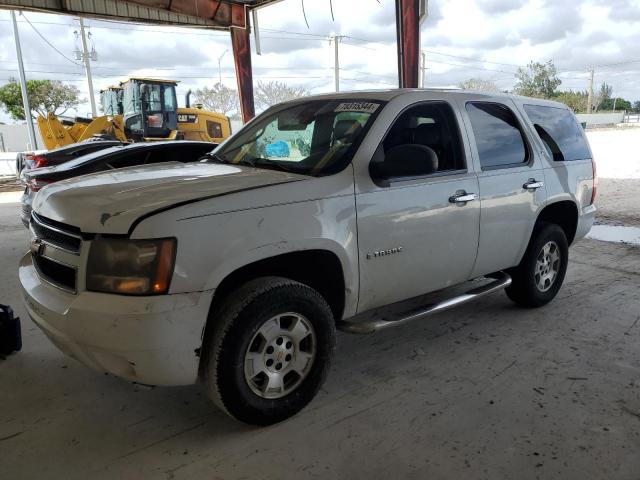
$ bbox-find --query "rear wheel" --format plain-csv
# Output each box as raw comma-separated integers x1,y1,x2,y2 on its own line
201,276,335,425
506,223,568,308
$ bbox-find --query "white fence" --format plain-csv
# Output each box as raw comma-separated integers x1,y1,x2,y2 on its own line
575,112,625,127
0,124,42,152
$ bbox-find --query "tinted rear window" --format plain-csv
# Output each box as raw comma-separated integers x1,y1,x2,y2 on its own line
523,104,591,161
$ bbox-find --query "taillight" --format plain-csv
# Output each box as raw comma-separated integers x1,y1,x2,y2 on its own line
590,158,598,205
31,155,49,169
28,178,52,192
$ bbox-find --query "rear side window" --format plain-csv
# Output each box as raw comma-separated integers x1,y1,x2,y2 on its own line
523,104,591,161
466,102,528,169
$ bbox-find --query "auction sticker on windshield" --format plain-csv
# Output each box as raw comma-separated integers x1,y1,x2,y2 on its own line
334,102,380,113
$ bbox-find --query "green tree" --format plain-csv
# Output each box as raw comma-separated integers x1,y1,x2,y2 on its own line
514,60,561,98
457,78,499,92
594,82,613,110
633,101,640,113
0,78,81,120
193,82,238,115
554,90,588,113
599,97,632,111
255,81,309,110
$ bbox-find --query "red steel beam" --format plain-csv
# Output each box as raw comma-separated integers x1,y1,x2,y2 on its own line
395,0,420,88
231,14,255,122
126,0,247,27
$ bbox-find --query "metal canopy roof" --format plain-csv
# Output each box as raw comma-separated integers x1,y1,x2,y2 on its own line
0,0,281,29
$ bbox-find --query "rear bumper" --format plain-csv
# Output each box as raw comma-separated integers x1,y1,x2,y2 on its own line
575,204,596,243
19,253,214,386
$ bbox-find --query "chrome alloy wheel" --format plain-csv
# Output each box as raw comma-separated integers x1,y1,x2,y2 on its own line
244,313,316,399
535,241,561,292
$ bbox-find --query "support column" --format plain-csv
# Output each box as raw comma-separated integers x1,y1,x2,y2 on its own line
11,10,37,150
231,12,255,123
395,0,420,88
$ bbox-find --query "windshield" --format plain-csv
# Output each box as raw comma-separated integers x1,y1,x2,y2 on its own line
213,99,385,176
122,81,140,117
50,146,126,170
100,90,120,115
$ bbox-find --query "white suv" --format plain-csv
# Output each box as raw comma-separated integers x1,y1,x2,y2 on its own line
19,89,596,425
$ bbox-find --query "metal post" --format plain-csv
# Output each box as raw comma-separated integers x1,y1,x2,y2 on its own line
252,9,261,56
332,35,341,92
79,18,97,117
587,67,594,114
420,51,426,87
613,96,617,112
231,16,255,123
11,10,38,150
395,0,421,88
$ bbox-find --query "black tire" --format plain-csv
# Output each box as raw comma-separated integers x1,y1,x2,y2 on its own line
15,153,24,175
506,223,569,308
201,276,335,426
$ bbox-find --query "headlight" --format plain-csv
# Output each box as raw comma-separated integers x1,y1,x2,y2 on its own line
86,237,176,295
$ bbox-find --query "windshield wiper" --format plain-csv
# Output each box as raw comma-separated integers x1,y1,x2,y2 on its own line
254,161,301,174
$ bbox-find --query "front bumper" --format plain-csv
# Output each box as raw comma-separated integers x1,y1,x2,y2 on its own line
19,253,214,386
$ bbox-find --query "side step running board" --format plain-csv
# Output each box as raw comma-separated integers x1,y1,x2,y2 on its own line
336,272,512,334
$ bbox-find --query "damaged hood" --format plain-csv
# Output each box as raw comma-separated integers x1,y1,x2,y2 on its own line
33,162,308,234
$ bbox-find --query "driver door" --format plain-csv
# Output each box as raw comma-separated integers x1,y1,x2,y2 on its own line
356,101,480,313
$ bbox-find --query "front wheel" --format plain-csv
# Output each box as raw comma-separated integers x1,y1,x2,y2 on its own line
201,277,335,425
506,223,569,308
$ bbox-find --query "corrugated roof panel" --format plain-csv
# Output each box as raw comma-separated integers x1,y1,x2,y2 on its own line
0,0,282,29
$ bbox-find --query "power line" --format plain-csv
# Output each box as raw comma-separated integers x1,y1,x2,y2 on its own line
4,17,640,89
423,51,526,68
21,13,82,67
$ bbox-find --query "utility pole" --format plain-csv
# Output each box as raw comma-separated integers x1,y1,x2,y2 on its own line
420,51,427,87
78,18,97,117
217,50,228,85
587,67,594,114
330,35,343,92
11,10,38,150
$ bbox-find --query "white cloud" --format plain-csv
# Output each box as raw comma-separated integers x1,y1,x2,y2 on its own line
0,0,639,124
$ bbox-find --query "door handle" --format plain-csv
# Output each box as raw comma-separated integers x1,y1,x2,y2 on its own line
523,179,544,190
449,192,476,204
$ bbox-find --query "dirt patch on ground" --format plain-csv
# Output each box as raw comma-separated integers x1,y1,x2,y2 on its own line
596,178,640,227
0,177,23,193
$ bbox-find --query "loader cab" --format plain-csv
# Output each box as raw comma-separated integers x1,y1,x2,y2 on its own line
121,78,178,140
99,86,123,116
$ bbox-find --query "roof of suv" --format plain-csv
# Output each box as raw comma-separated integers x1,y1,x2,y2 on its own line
279,88,569,110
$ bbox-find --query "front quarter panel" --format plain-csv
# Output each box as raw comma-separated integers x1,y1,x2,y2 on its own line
131,167,359,319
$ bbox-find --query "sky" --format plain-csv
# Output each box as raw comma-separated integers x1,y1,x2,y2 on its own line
1,0,639,123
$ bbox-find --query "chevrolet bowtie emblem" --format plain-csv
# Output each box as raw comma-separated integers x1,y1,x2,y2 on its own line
30,237,44,256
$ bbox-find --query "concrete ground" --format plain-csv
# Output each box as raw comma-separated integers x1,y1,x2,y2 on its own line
1,190,640,479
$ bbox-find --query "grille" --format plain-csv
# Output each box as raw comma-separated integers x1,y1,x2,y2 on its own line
31,213,82,254
33,255,76,293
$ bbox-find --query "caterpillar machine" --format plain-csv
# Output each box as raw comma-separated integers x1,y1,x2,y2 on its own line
37,77,231,150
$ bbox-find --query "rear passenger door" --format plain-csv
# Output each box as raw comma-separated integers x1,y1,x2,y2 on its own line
460,100,546,277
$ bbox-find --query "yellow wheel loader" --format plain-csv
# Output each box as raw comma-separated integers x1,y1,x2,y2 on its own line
37,78,231,150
